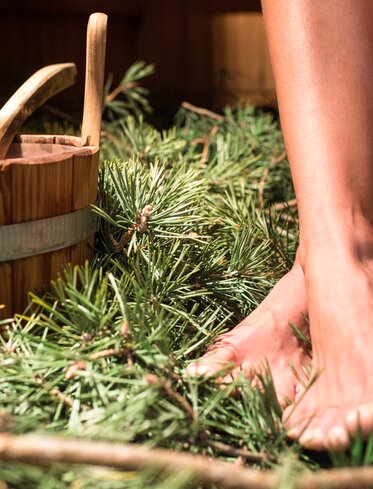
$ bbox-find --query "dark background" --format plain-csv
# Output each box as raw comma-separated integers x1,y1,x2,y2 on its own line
0,0,270,120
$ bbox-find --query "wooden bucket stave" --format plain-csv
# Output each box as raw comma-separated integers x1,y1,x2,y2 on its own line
0,135,100,317
0,12,107,319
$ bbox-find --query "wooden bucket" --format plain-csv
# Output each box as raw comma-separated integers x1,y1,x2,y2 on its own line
0,13,107,319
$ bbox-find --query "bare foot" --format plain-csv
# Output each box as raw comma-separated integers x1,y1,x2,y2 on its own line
187,259,311,406
284,244,373,450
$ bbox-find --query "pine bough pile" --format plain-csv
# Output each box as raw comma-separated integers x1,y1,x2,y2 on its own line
0,63,372,489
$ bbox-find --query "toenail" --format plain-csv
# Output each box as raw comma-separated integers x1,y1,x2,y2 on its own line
286,427,301,439
346,404,373,436
299,429,313,444
186,363,212,376
327,426,349,450
299,428,324,448
346,410,359,429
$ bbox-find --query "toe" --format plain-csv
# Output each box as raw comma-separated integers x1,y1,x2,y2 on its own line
346,403,373,438
186,344,236,376
326,425,350,451
283,404,316,440
299,427,325,450
220,367,242,385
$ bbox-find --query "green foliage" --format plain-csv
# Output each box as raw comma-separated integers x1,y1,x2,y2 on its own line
104,61,155,120
2,61,366,488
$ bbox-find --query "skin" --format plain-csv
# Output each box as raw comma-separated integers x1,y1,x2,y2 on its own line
187,255,311,407
262,0,373,450
189,0,373,450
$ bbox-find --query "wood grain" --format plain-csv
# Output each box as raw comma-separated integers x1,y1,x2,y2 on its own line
0,164,14,318
0,63,77,160
81,13,107,147
0,136,100,317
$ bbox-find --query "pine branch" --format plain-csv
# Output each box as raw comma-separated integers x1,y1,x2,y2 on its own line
110,205,152,252
146,374,275,464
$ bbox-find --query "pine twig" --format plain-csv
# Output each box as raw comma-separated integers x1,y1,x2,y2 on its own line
50,388,74,408
258,167,270,207
89,347,130,361
146,375,274,464
110,205,152,252
182,101,225,122
35,376,76,409
105,81,137,105
0,433,276,489
270,150,287,165
65,348,131,379
191,132,218,164
258,151,288,206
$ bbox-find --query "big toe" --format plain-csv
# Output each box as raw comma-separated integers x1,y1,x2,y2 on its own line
282,404,315,441
186,348,236,377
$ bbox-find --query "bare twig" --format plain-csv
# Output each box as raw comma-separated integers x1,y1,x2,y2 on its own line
89,348,129,361
105,81,137,105
65,360,86,380
35,376,76,409
50,388,74,408
270,150,287,165
191,125,219,164
65,348,130,379
273,198,297,211
2,433,373,488
258,167,270,207
182,101,224,122
0,433,276,489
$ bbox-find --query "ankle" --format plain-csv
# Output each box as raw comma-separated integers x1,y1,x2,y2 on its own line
298,213,373,269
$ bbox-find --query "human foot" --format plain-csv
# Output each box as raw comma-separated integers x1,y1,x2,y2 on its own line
284,243,373,450
187,260,311,406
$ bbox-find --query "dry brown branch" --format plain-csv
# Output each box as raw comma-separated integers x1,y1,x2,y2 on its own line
270,150,287,165
0,433,276,489
205,439,274,464
182,101,225,122
2,433,373,488
111,205,152,252
273,198,297,211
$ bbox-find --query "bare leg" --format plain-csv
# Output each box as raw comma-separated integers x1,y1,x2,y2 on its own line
262,0,373,449
187,254,310,407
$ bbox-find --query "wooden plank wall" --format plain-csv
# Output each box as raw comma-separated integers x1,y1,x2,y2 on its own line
0,0,275,112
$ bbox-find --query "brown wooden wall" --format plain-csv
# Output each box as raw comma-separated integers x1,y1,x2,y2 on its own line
0,0,275,115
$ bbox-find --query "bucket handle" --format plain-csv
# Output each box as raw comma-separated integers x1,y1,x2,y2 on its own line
81,13,108,148
0,63,77,160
